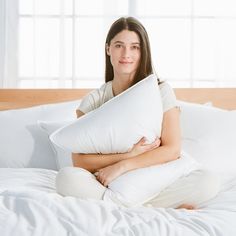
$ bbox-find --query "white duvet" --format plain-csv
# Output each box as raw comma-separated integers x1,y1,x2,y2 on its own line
0,168,236,236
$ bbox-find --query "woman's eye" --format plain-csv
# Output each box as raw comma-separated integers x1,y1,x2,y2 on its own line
115,44,121,48
132,46,140,50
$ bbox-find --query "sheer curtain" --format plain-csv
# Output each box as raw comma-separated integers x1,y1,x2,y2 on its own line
0,0,18,88
0,0,236,88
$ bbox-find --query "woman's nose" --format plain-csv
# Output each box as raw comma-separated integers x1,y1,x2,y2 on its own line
121,47,130,58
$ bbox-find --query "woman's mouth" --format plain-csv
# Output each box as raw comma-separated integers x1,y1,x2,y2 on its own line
119,61,133,65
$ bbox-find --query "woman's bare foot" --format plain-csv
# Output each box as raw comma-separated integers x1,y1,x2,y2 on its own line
176,204,196,210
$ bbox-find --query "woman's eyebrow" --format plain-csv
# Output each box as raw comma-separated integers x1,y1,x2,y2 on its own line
113,41,140,45
113,41,124,44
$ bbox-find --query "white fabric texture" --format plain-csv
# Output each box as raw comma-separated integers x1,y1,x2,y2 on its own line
179,101,236,182
56,166,219,208
103,151,200,206
0,0,18,88
56,167,106,200
37,96,212,172
50,74,164,154
144,168,221,208
78,78,178,114
56,152,200,207
1,168,235,236
0,99,80,169
78,81,114,114
38,120,74,169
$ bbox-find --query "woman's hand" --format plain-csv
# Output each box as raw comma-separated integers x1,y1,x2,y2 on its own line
95,162,126,187
95,137,161,186
127,136,161,158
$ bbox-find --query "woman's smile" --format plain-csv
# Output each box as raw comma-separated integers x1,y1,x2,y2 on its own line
119,61,133,65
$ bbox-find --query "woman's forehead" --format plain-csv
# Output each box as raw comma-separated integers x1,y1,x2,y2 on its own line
111,30,140,44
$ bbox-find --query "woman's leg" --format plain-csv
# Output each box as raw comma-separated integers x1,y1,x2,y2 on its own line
144,169,221,209
56,167,107,200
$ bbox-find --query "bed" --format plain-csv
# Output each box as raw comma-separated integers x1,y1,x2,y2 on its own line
0,88,236,236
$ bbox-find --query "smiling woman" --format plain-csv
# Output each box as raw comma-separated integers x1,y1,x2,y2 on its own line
104,17,154,89
106,30,141,91
55,16,221,210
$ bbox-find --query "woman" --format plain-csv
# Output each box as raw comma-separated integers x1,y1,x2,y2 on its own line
56,17,220,209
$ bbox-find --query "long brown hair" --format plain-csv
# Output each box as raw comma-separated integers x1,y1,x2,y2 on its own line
105,17,162,86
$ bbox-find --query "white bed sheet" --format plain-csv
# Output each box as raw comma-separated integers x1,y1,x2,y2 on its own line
0,168,236,236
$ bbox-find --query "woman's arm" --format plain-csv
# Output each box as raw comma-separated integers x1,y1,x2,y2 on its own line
72,152,131,173
73,109,160,173
73,109,132,173
119,108,181,171
96,107,181,186
120,107,181,171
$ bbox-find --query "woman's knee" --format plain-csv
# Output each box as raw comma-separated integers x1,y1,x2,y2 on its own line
56,167,106,199
56,167,92,196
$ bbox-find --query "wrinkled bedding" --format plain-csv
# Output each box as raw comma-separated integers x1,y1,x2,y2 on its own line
0,168,236,236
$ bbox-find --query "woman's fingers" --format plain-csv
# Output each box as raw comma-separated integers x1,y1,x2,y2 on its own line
150,142,159,150
155,138,161,146
96,171,103,183
144,138,161,151
141,137,160,146
139,137,146,144
128,137,160,157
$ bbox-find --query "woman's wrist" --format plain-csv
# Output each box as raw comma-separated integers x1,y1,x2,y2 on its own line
122,151,134,160
118,159,131,173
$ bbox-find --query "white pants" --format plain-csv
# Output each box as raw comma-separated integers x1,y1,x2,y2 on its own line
56,167,221,208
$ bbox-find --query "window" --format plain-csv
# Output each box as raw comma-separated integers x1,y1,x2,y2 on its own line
18,0,128,88
1,0,236,88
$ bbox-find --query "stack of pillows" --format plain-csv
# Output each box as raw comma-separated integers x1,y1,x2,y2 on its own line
49,75,200,207
0,99,80,169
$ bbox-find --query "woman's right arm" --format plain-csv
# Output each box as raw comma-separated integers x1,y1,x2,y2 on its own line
73,109,131,173
72,109,160,173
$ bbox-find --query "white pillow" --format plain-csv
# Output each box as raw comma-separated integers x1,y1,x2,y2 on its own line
50,74,163,154
38,120,74,169
50,75,200,206
0,99,80,169
104,151,199,207
179,100,236,181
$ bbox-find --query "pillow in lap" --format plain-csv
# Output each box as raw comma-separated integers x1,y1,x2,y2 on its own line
50,74,199,207
50,74,163,154
104,151,199,207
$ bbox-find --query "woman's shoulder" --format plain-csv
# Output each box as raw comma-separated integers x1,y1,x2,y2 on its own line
84,81,113,99
91,81,113,102
158,81,175,96
78,81,113,113
158,80,171,90
158,81,178,112
99,81,113,94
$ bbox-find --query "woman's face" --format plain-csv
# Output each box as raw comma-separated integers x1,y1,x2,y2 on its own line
107,30,141,79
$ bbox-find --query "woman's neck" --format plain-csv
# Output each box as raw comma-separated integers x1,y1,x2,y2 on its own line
112,74,134,96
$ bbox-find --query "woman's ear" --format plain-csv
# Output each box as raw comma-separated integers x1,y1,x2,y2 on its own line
106,43,110,56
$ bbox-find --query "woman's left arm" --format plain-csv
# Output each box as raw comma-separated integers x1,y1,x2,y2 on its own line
96,107,181,186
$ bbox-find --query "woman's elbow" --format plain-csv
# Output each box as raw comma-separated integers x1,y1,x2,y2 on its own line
72,153,81,167
72,153,93,172
163,145,181,161
172,146,181,160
